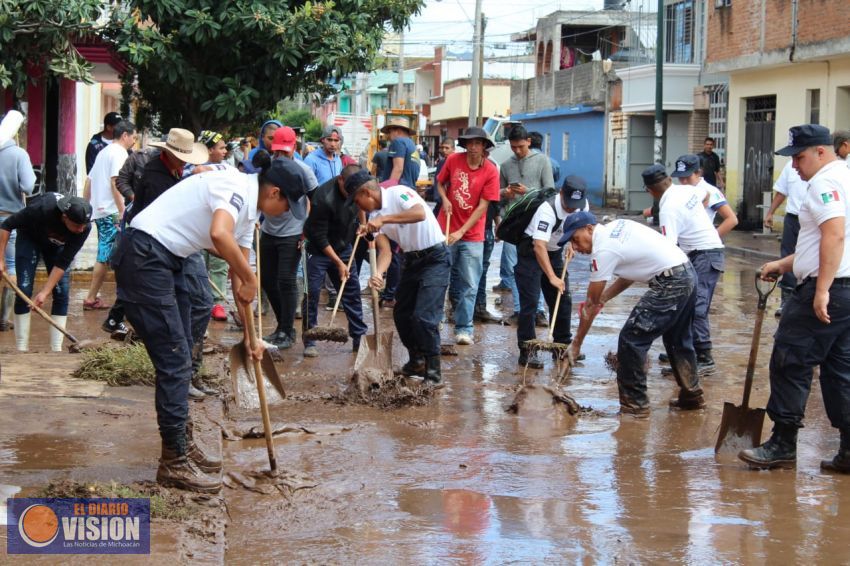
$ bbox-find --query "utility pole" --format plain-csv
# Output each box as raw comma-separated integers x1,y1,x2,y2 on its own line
468,0,483,126
398,29,405,108
477,14,486,125
654,0,664,165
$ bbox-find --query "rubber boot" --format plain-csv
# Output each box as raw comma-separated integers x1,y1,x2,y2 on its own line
518,348,544,369
424,355,442,384
0,287,14,331
696,349,715,372
48,315,67,352
157,444,221,493
185,421,222,473
738,423,798,469
821,429,850,474
401,351,426,377
14,313,30,352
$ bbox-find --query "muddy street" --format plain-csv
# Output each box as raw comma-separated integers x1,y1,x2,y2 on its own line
2,247,850,563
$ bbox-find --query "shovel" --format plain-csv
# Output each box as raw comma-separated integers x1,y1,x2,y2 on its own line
239,307,278,473
715,272,777,455
352,240,393,381
2,271,94,353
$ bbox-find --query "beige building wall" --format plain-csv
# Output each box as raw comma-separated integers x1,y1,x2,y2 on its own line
430,83,511,123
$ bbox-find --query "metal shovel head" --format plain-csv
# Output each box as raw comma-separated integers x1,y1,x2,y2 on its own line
229,341,286,409
715,401,766,456
354,331,394,381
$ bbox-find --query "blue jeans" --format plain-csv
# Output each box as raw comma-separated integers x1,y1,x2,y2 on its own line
395,244,451,357
14,231,70,316
449,241,484,335
305,246,367,347
183,252,213,375
3,227,15,276
475,227,495,308
689,249,724,352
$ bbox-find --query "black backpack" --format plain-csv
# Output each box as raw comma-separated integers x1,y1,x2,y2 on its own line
496,187,559,245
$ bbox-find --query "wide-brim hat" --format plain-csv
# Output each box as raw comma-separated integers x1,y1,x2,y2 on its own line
457,127,494,150
150,128,210,165
380,117,415,135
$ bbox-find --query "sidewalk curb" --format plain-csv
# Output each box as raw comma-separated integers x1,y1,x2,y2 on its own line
724,245,779,262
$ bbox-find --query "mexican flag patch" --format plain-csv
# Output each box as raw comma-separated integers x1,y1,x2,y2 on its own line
821,190,841,204
400,193,410,201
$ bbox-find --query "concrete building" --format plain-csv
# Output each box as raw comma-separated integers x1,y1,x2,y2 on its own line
704,0,850,228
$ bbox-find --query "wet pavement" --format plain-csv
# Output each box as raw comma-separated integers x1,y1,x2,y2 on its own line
2,238,850,563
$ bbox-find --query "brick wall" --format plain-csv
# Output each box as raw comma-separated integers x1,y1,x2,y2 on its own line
688,110,709,154
797,0,850,45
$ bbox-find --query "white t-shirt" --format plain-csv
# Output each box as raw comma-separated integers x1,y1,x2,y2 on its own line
589,219,689,283
131,168,258,258
792,160,850,281
371,185,445,252
697,178,728,223
659,184,723,253
87,143,128,220
773,161,808,215
524,196,590,252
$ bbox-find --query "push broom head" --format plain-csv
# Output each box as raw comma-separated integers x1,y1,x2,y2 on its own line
303,326,349,343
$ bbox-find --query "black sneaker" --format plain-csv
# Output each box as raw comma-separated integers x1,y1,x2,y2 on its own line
518,350,544,369
535,312,548,328
102,318,128,334
697,350,715,372
352,335,361,353
325,293,338,311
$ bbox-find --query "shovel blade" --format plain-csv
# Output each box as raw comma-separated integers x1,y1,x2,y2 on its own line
715,402,766,456
229,342,285,409
355,331,394,380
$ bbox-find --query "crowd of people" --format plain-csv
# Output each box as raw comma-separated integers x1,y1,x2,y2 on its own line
1,107,849,492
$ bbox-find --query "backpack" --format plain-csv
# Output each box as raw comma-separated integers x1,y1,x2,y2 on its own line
496,187,559,245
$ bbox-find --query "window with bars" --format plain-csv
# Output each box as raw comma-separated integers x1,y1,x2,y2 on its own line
665,0,694,64
807,89,821,125
708,84,728,162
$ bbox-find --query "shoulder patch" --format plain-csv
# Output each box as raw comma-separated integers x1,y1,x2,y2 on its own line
229,193,245,211
537,220,550,232
821,190,841,204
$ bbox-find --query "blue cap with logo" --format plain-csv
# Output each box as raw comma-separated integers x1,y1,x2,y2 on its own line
558,210,598,247
775,124,833,156
671,154,700,178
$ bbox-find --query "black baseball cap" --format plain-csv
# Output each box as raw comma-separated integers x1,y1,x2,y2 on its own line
641,164,667,186
104,112,123,127
558,210,598,247
263,159,309,220
561,175,588,209
671,154,700,178
775,124,833,156
344,170,374,205
57,195,93,224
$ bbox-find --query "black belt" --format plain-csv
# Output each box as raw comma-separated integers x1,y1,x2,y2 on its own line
802,276,850,288
657,263,689,278
786,213,799,218
687,248,724,258
404,243,445,259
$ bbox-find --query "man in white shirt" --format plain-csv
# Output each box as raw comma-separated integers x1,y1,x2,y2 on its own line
648,159,725,372
348,171,450,384
562,212,704,417
834,130,850,165
740,124,850,473
82,120,136,311
764,160,808,317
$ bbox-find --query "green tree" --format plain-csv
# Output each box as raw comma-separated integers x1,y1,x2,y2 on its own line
0,0,104,96
279,108,313,129
113,0,424,133
304,118,323,142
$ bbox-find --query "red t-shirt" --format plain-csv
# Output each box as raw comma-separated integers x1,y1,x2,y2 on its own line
436,152,500,242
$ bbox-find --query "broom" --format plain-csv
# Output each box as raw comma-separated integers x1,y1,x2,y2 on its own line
522,246,575,356
303,232,362,343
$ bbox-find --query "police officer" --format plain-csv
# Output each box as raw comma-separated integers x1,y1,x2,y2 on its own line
740,125,850,473
564,212,704,417
116,157,305,492
347,171,450,384
647,160,725,372
515,176,588,368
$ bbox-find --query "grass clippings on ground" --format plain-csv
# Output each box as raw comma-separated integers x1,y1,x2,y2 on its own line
73,344,155,386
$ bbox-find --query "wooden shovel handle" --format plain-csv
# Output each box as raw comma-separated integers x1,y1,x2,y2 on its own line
329,232,362,327
548,247,574,342
2,271,78,343
243,307,277,472
254,225,262,338
368,242,381,335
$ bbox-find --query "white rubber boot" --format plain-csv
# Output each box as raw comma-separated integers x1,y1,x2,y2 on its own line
50,315,67,352
14,313,30,352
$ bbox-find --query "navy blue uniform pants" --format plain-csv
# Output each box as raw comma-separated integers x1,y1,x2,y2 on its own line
767,278,850,431
617,263,702,409
689,248,724,352
779,213,800,292
259,233,300,336
183,252,213,375
394,244,450,358
305,245,367,347
382,239,403,301
14,231,70,316
515,244,572,349
115,229,192,452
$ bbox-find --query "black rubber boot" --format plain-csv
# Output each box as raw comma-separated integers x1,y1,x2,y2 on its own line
821,429,850,473
739,423,798,469
696,349,715,372
424,355,442,384
518,348,544,369
473,305,502,324
401,352,426,377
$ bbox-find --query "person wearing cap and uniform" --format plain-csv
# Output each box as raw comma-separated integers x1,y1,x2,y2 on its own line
348,173,450,384
436,126,500,345
0,194,92,351
303,165,368,354
739,124,850,473
379,117,421,190
85,111,123,174
304,125,344,185
564,212,704,416
764,159,809,317
674,153,739,237
514,175,588,368
115,156,306,492
647,159,726,372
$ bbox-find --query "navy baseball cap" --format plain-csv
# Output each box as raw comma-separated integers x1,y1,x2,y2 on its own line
558,210,598,247
641,164,667,186
264,159,309,220
671,154,700,178
344,170,374,205
775,124,833,156
561,175,588,209
57,195,92,224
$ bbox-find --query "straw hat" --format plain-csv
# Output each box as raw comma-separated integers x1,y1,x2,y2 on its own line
380,116,414,135
150,128,210,165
